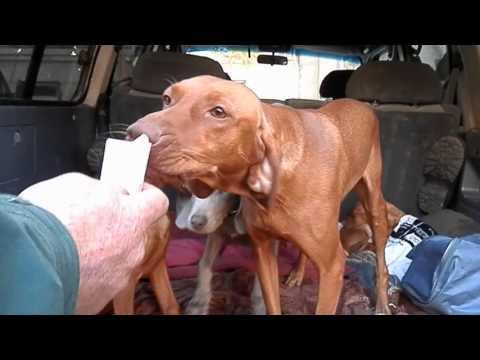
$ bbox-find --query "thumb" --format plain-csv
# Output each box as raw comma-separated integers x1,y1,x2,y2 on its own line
128,183,169,228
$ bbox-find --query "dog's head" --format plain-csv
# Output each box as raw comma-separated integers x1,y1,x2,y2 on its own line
175,190,240,234
126,76,276,200
341,201,405,254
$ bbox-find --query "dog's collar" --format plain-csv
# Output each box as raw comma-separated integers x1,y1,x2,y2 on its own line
228,196,242,216
229,206,240,216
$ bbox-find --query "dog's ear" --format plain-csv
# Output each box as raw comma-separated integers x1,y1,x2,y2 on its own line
246,104,279,201
186,179,214,198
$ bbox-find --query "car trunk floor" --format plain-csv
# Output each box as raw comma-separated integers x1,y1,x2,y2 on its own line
102,231,428,315
131,269,427,315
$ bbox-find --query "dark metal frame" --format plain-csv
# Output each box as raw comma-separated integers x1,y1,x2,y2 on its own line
0,45,98,107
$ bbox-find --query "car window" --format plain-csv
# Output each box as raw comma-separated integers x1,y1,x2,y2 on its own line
112,45,146,86
0,45,94,102
184,45,361,100
34,45,92,101
417,45,447,71
0,45,33,99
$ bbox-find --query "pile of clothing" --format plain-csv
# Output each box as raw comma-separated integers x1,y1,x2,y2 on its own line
348,210,480,315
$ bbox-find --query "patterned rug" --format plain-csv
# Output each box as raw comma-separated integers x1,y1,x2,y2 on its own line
130,269,427,315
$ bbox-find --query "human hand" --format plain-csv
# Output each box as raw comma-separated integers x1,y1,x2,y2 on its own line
19,172,169,315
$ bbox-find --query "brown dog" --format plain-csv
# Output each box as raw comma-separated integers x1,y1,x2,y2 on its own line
112,214,180,315
127,76,391,315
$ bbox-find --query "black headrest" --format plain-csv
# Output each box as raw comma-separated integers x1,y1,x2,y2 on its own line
319,70,354,99
131,52,228,94
346,61,443,105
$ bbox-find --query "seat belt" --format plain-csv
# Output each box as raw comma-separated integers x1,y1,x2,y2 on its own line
97,47,120,134
442,67,460,104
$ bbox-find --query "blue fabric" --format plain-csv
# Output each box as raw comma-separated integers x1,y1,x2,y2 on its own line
402,235,452,303
401,234,480,315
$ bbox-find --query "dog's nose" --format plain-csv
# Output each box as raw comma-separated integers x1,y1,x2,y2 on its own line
190,214,208,231
126,122,160,143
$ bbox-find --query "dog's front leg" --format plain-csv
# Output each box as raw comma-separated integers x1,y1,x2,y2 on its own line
113,276,138,315
150,258,180,315
250,232,282,315
251,240,279,314
185,232,224,315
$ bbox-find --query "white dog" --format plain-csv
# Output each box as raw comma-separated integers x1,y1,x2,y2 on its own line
175,190,276,315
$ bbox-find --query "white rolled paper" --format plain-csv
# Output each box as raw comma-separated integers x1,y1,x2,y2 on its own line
100,134,152,195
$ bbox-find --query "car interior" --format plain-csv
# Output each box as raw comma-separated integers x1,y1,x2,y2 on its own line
0,45,480,232
3,44,480,315
1,44,479,242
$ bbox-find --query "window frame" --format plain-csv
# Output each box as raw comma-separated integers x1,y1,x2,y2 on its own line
0,45,99,107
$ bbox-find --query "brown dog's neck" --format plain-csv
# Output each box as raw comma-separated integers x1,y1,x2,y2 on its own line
190,103,305,209
234,104,306,205
261,103,305,169
251,103,305,195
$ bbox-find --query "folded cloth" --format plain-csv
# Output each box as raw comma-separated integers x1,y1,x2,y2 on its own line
386,215,437,282
166,238,205,268
165,237,319,281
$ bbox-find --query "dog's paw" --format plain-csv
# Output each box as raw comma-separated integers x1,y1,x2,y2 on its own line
185,298,210,315
285,269,305,288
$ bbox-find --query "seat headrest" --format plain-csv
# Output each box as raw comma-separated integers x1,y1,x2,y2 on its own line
319,70,354,99
285,98,326,109
346,61,443,105
131,52,228,94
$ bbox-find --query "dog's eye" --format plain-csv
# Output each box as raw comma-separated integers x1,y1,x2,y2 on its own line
210,106,226,119
163,95,171,106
